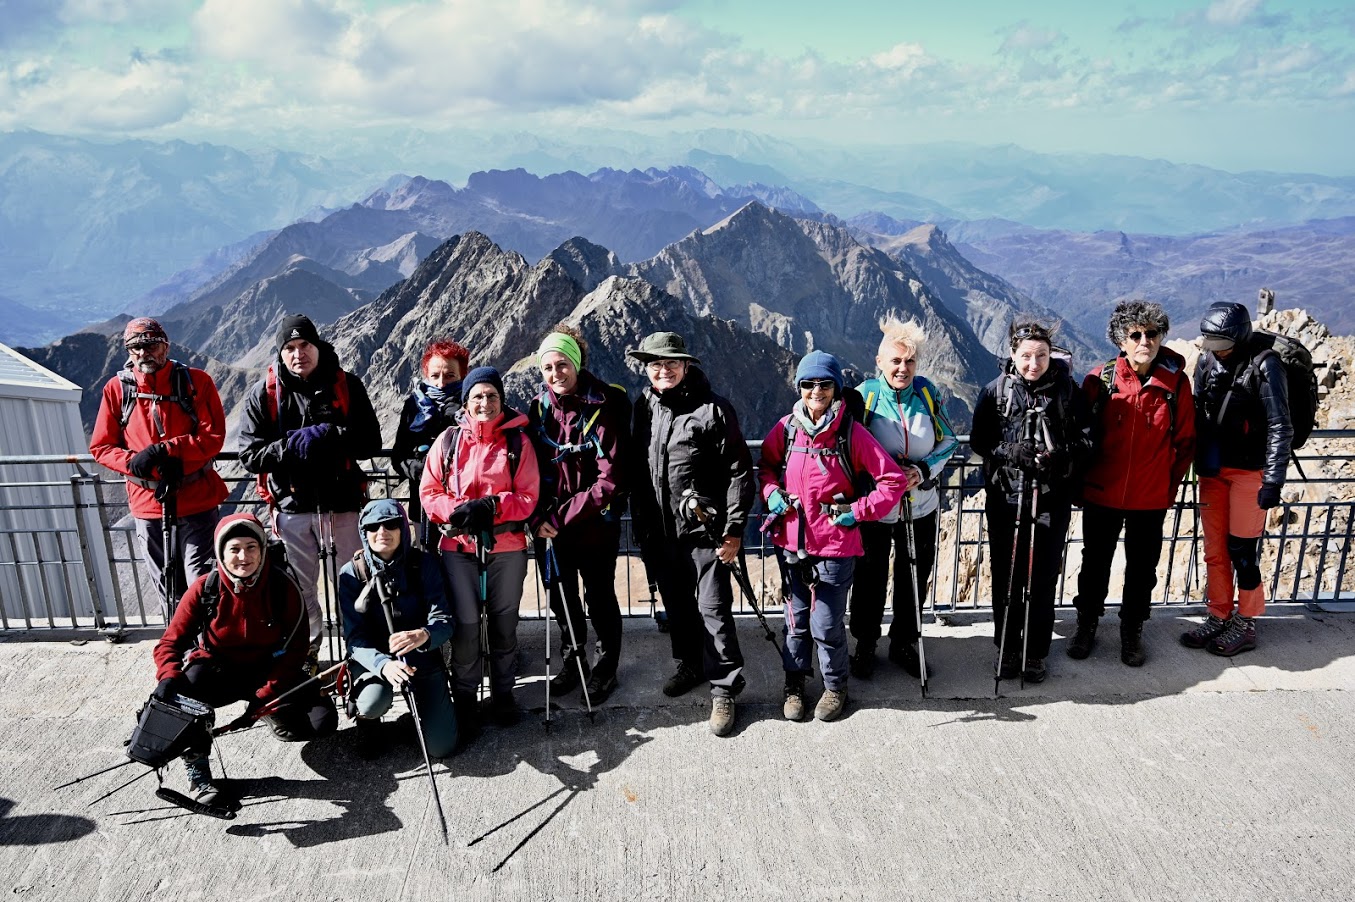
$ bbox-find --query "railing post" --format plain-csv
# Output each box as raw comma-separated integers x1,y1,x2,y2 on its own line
70,472,124,640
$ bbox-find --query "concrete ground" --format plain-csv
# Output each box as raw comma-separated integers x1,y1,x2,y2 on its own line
1,607,1352,901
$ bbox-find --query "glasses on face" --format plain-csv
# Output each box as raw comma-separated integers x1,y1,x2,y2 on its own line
363,520,401,533
798,379,835,392
646,359,684,372
1127,330,1161,343
125,339,166,352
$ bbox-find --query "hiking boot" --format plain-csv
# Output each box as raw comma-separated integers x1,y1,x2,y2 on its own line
453,692,481,751
889,641,922,678
183,754,220,806
584,670,619,705
1068,613,1098,659
782,673,807,721
994,653,1021,680
1181,614,1229,649
1207,615,1257,657
1120,620,1146,667
1023,658,1048,684
490,691,521,727
663,662,703,698
353,717,385,760
849,641,877,680
709,696,737,736
814,687,848,722
550,654,590,693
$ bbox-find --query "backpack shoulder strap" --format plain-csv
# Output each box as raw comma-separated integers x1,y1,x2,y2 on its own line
351,549,369,583
265,365,281,424
913,376,944,443
333,369,351,416
117,368,138,428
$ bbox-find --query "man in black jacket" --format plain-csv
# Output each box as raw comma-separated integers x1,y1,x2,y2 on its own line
1182,302,1292,656
239,314,383,653
629,332,753,737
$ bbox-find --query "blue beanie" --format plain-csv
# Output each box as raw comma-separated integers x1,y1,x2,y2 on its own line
795,351,843,391
461,366,504,405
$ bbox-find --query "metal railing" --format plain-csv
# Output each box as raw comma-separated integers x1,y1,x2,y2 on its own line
2,431,1353,636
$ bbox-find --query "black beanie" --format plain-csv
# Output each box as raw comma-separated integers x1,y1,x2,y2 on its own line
462,366,504,405
276,314,322,353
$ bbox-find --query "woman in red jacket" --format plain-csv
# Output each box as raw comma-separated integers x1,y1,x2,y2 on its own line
1070,300,1196,666
152,513,337,805
420,367,541,741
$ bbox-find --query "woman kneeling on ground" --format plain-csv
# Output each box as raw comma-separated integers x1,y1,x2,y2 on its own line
758,351,904,722
339,498,456,760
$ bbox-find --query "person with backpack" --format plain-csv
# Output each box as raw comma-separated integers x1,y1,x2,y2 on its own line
1183,301,1294,656
391,338,469,541
848,317,959,680
90,318,229,617
238,314,383,654
528,325,631,705
1070,301,1196,667
420,366,541,742
151,513,338,807
628,332,753,737
338,499,455,760
971,321,1093,684
759,351,905,721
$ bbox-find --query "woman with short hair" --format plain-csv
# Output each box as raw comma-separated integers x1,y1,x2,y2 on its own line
392,338,470,537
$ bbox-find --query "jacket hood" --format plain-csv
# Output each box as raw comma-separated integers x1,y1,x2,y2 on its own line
358,498,411,573
214,512,269,587
1199,302,1253,349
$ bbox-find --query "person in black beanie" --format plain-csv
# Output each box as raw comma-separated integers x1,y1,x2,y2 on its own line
239,313,383,657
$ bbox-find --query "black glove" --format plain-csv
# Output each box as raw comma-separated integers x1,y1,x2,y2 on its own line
915,460,931,480
999,441,1040,472
400,456,426,485
153,675,184,703
1035,448,1066,475
449,497,497,532
128,443,167,478
154,456,183,502
1257,482,1283,510
285,424,333,460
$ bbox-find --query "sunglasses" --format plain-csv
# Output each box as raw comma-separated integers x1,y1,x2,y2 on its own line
363,520,401,533
1128,330,1161,343
798,379,836,391
125,338,167,350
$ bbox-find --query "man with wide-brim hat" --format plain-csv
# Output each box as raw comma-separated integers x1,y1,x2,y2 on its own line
627,331,753,737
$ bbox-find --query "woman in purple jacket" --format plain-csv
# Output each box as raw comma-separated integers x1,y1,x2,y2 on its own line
528,325,631,703
759,352,905,722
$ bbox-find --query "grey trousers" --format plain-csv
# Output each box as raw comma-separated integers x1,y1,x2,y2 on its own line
273,510,361,646
353,669,458,758
651,537,745,698
441,549,527,697
133,508,220,618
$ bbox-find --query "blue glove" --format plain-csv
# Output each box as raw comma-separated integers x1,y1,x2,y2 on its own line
286,424,332,460
831,507,857,527
766,489,789,516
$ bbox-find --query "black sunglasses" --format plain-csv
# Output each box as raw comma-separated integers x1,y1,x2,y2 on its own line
363,519,402,533
1128,330,1161,342
798,379,835,391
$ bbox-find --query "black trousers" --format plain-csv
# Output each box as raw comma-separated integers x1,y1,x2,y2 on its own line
850,511,938,648
1073,503,1168,623
650,536,744,698
535,521,624,675
987,493,1072,661
182,659,337,742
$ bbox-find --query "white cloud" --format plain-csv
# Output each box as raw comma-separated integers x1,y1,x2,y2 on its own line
998,22,1065,54
0,55,190,131
1205,0,1264,28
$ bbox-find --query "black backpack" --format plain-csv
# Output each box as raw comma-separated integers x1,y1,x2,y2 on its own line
1242,331,1319,449
118,360,198,430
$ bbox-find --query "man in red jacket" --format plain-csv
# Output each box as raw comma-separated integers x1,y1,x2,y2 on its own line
1070,301,1196,666
89,318,229,617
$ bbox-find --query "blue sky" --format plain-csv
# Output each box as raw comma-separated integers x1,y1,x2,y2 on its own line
1,0,1352,173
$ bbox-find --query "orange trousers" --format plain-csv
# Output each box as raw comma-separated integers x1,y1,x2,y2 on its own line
1199,468,1267,619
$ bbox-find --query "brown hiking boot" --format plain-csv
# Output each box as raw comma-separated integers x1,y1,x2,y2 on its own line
813,687,848,722
709,696,736,736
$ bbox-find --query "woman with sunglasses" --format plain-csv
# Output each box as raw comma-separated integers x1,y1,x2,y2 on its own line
338,498,456,760
970,321,1093,684
1068,301,1195,667
420,367,541,743
391,338,469,539
758,352,905,722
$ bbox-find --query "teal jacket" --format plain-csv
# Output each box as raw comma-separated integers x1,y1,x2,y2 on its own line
856,375,959,521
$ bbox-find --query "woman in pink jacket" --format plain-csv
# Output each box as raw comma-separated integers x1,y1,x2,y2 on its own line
420,367,540,740
759,352,905,722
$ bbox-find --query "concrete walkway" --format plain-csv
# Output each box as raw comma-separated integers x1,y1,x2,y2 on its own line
2,607,1352,901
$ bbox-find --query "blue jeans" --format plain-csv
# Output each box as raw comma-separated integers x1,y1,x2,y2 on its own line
780,554,855,691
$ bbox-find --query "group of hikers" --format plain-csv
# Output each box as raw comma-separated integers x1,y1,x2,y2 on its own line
89,297,1295,809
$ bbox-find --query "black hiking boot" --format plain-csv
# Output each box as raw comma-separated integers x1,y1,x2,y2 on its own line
1068,613,1098,659
849,641,877,680
995,652,1021,680
550,653,590,693
584,669,619,705
889,641,923,678
1120,620,1146,667
453,692,481,751
1207,615,1257,657
662,661,703,698
1181,614,1229,649
490,690,521,727
353,717,385,760
1022,657,1048,684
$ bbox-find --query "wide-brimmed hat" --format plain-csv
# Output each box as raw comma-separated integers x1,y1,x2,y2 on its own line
627,331,700,364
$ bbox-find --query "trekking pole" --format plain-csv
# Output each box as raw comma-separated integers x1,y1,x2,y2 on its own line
160,492,180,619
995,469,1025,696
213,661,346,735
901,490,928,698
475,530,491,707
1185,468,1201,594
543,544,552,730
315,511,337,663
543,538,594,719
1019,481,1041,690
376,586,449,845
728,551,783,653
1164,476,1188,600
